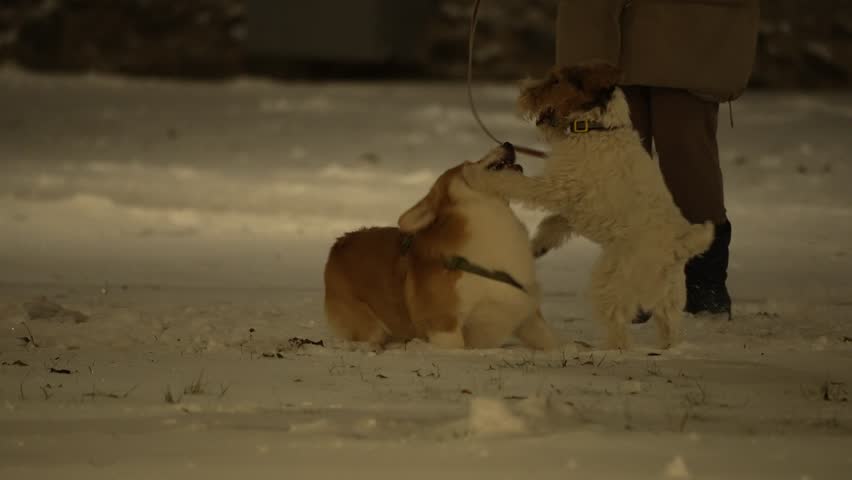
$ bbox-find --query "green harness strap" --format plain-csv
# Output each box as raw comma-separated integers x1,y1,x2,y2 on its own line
443,255,526,293
400,234,525,293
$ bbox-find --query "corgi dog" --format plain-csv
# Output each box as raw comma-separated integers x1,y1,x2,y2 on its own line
324,144,556,350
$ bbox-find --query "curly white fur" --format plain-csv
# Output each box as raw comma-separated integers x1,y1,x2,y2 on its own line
464,88,713,350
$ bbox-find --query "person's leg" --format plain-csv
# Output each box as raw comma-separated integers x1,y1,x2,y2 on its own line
623,86,654,324
622,86,653,155
648,88,725,224
649,88,732,316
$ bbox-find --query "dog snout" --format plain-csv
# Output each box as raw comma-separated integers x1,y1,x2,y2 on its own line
501,142,516,162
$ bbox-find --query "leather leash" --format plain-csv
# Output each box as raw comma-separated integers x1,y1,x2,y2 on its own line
467,0,548,159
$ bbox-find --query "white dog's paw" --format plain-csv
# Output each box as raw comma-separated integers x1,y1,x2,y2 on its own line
531,230,562,258
530,232,554,257
530,238,553,258
530,214,573,258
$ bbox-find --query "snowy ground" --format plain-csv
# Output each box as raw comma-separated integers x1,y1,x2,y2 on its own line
1,67,851,479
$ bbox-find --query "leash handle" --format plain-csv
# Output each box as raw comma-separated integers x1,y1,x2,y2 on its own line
467,0,547,159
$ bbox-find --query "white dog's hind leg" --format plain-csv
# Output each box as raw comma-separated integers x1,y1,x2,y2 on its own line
654,308,680,349
589,249,632,350
596,300,631,350
531,214,573,257
654,273,687,349
515,310,558,350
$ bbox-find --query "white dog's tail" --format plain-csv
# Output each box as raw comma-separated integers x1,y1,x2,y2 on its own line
675,221,715,261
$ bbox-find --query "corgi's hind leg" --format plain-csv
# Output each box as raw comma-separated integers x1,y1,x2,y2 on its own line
325,298,389,347
515,309,558,350
462,300,532,349
428,327,466,349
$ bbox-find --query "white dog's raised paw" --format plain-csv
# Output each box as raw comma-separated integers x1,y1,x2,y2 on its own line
530,238,552,258
530,235,558,258
530,214,573,258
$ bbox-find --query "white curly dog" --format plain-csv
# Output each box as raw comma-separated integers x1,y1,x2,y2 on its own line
463,62,713,350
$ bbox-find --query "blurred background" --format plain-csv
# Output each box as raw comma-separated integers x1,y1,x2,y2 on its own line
3,4,852,475
2,0,851,290
1,0,850,88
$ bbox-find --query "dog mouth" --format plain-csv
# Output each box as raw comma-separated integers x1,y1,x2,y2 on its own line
487,157,522,173
486,143,523,173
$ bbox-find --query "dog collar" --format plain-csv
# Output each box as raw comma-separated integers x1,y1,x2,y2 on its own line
564,119,620,134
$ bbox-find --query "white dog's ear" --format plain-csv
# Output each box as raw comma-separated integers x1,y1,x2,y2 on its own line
398,194,437,233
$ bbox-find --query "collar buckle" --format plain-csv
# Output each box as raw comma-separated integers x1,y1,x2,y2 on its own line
571,119,590,133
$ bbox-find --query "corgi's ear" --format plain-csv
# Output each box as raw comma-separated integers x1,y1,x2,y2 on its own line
398,193,437,233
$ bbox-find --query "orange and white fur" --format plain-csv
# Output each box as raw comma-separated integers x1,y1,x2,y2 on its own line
463,63,713,350
324,145,556,351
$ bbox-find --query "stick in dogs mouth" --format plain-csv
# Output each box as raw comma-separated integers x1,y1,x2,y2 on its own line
486,142,524,173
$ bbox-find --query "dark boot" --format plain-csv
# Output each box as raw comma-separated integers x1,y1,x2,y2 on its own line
685,221,732,318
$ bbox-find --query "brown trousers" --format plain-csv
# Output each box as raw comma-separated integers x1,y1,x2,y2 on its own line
622,86,727,225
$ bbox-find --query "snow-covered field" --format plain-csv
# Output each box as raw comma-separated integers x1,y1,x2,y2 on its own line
1,67,851,479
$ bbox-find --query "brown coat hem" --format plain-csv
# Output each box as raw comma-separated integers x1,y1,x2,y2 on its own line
556,0,760,102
